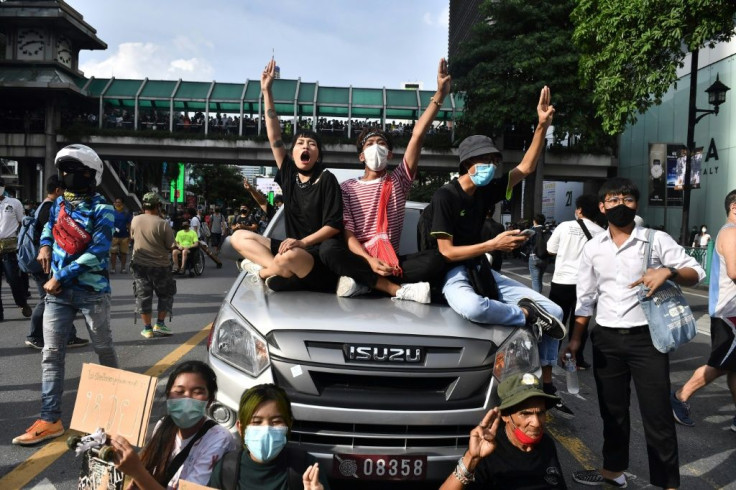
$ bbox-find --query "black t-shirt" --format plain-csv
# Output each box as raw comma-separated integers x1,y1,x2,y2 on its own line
468,423,567,489
35,200,54,246
275,157,342,241
208,449,330,490
429,175,509,247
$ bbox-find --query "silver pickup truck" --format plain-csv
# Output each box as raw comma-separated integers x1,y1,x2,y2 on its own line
206,202,540,482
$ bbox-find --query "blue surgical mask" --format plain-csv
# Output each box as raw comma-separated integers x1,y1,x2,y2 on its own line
469,164,497,187
166,398,207,429
244,425,288,462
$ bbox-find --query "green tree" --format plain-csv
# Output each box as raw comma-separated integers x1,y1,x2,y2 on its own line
451,0,613,153
188,164,255,209
573,0,736,135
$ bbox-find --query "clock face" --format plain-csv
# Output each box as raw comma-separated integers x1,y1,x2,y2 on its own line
56,36,72,67
651,163,663,179
18,28,46,60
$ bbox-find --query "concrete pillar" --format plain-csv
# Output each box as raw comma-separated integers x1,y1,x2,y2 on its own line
44,98,58,183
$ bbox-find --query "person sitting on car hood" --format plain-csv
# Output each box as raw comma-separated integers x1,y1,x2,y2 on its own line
440,373,567,489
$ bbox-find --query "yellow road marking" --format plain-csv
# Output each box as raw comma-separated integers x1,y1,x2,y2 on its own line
546,415,599,469
0,323,212,490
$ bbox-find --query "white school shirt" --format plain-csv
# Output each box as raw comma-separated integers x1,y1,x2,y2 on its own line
0,196,24,239
546,217,605,285
575,226,705,328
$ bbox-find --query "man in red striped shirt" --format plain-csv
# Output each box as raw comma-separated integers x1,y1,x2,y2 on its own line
319,58,451,304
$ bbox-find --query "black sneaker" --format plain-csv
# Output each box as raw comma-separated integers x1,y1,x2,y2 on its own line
67,337,90,348
572,469,627,487
21,304,33,318
265,275,302,292
25,338,44,350
553,398,575,419
518,297,566,340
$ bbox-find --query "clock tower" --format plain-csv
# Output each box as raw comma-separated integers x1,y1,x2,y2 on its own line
0,0,107,200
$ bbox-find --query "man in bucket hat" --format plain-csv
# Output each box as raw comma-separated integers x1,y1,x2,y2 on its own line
422,87,574,418
440,372,567,489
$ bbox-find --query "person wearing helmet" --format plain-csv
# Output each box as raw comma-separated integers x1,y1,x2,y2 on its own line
130,192,176,339
12,144,119,446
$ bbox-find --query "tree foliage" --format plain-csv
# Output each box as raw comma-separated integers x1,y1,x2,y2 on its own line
450,0,613,153
573,0,736,135
187,163,255,209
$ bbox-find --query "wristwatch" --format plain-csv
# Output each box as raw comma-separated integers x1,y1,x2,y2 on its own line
667,266,679,280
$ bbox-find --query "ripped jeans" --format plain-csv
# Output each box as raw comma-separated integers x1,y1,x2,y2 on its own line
41,289,119,422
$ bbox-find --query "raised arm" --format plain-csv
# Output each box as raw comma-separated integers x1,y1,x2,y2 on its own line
244,178,268,213
261,58,287,168
508,86,555,189
404,58,452,176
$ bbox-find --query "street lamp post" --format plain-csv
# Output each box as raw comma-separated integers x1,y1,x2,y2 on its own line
679,49,730,245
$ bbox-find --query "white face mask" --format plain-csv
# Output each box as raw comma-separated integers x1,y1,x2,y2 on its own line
362,144,389,172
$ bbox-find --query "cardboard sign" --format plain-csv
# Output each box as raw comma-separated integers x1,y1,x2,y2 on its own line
179,481,217,490
70,363,158,447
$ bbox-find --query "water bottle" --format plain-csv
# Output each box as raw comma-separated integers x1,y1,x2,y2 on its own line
564,353,580,394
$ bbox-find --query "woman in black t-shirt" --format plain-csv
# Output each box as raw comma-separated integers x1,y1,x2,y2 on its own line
227,58,341,293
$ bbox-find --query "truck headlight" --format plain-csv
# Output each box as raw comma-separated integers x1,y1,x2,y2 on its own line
492,327,540,381
210,305,270,377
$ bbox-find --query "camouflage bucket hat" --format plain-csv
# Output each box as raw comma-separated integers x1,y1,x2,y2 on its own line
142,192,160,205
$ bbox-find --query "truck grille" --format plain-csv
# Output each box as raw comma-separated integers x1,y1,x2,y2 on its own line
290,419,474,449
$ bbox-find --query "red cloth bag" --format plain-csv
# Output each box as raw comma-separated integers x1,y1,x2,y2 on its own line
52,201,92,255
363,178,402,277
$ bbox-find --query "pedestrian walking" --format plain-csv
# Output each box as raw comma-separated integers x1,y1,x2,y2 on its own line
0,177,33,321
24,175,88,350
545,194,604,370
130,192,176,339
12,144,119,446
564,177,704,489
671,189,736,431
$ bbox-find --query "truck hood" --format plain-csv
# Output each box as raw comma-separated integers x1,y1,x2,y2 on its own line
227,273,517,347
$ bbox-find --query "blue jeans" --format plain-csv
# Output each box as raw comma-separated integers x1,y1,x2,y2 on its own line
41,289,118,422
528,254,548,293
442,264,562,366
0,252,29,313
28,273,78,342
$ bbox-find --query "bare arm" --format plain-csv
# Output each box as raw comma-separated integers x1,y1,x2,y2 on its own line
277,225,340,255
508,86,555,189
404,58,452,176
719,227,736,281
436,230,527,263
345,229,395,276
244,178,268,213
261,58,287,168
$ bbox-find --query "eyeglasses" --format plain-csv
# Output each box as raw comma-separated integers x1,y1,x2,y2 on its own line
604,196,636,206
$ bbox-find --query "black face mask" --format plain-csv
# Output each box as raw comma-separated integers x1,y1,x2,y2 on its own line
61,172,95,193
605,204,636,228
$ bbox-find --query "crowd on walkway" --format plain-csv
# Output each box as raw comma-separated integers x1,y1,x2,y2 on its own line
5,55,735,490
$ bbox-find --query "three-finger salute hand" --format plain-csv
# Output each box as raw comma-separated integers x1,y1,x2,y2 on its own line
437,58,451,96
302,463,323,490
537,85,555,127
261,58,276,91
469,408,501,460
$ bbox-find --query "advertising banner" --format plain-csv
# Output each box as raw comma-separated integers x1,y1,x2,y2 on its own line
649,143,698,206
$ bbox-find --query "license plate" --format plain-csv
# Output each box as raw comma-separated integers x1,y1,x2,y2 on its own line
332,454,427,480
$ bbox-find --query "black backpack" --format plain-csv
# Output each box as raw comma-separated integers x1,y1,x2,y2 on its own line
533,226,552,260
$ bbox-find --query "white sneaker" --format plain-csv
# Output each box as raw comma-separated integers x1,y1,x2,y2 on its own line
394,282,431,304
241,259,262,275
336,276,371,297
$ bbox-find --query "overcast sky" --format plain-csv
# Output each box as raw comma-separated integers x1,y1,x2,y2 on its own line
65,0,450,90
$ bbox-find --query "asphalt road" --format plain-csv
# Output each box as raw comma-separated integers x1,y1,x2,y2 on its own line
0,256,734,489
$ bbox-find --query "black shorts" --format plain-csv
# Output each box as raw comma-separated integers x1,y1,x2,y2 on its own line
707,316,736,371
270,239,337,293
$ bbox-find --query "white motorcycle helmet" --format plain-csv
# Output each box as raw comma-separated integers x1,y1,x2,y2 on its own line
55,144,104,189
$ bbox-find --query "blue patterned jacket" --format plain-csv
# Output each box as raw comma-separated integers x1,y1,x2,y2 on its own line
40,194,114,293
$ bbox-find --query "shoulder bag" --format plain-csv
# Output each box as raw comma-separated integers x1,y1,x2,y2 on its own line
636,229,697,353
